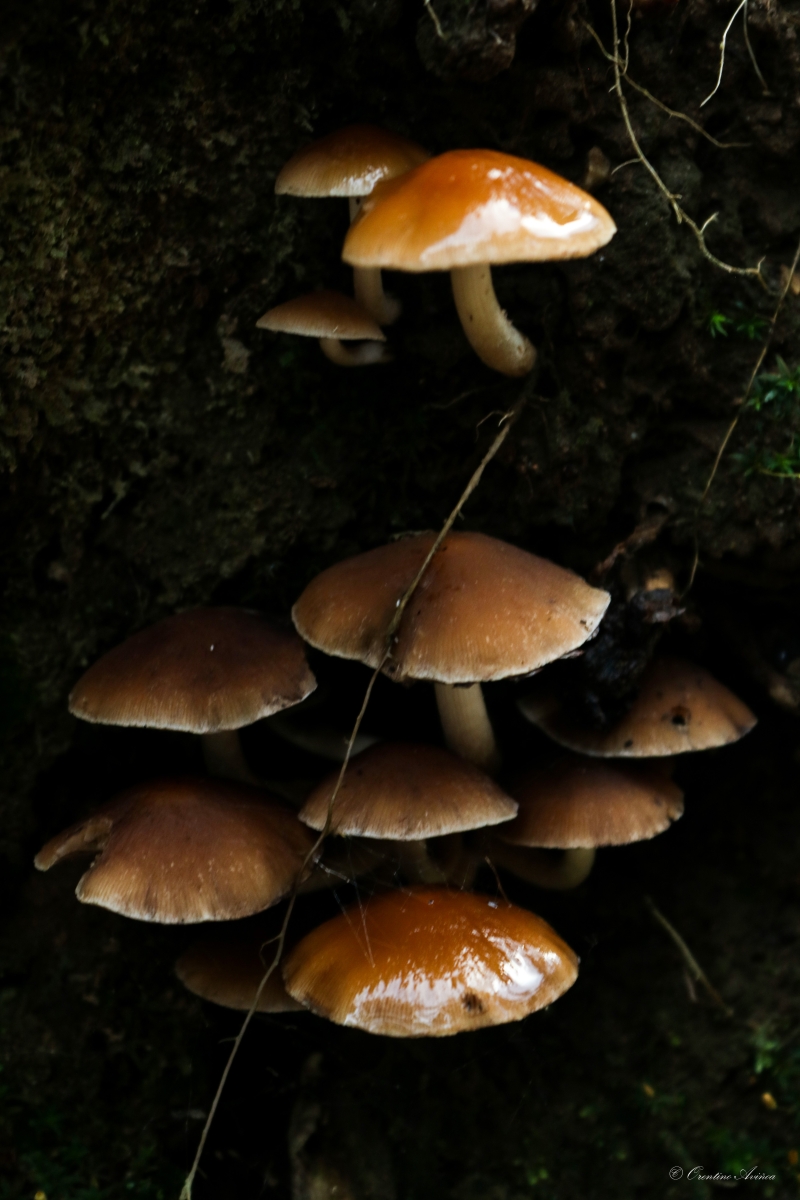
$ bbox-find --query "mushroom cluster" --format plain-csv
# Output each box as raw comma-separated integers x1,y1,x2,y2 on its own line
35,123,757,1045
261,125,616,376
36,528,757,1039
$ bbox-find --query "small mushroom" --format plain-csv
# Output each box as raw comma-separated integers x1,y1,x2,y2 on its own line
343,149,616,376
176,927,304,1013
300,742,516,886
518,657,757,757
256,291,392,367
292,531,610,772
275,124,430,324
34,777,316,923
68,607,316,784
480,756,683,889
282,886,578,1036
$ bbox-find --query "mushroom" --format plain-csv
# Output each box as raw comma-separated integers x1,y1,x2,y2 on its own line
256,290,392,367
282,886,578,1036
480,756,684,889
275,124,430,324
68,607,316,785
343,149,616,376
299,741,517,885
292,530,610,772
34,777,317,923
176,926,304,1013
518,657,757,757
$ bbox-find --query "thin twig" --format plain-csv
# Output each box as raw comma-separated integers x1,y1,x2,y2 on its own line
645,896,733,1017
685,231,800,593
603,1,763,281
178,388,530,1199
742,0,771,94
422,0,446,40
582,20,750,150
701,0,748,107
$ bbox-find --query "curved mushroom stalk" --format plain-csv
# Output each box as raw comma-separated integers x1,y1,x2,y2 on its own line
488,839,596,891
202,730,261,787
450,265,535,378
434,682,501,774
319,337,393,367
348,196,402,325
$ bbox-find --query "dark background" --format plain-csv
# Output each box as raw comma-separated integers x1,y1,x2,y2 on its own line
3,0,800,1195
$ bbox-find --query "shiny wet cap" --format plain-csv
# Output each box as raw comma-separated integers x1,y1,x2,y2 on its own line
343,149,616,272
282,886,578,1036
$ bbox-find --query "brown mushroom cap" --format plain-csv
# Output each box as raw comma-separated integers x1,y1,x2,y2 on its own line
69,607,316,734
282,886,578,1036
256,291,386,342
343,149,616,272
176,931,304,1013
292,531,610,685
501,756,684,849
34,778,316,923
275,124,430,198
299,742,517,839
519,657,757,757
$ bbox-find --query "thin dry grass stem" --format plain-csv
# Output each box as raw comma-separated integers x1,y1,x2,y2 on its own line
423,0,446,40
742,0,771,95
685,231,800,593
583,20,749,149
645,896,733,1017
586,3,764,280
178,388,531,1199
701,0,769,108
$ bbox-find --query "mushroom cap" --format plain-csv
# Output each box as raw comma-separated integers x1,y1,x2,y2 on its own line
500,756,684,849
282,886,578,1036
275,124,430,198
299,742,517,839
292,531,610,685
34,778,316,924
343,149,617,272
256,291,386,342
519,657,757,757
69,607,316,734
176,932,304,1012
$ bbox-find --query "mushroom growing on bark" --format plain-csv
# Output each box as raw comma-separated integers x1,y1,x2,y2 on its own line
518,657,757,757
299,741,517,885
480,756,684,889
343,149,616,375
275,124,430,324
34,777,316,923
292,531,610,773
282,886,578,1036
256,290,391,367
68,607,316,785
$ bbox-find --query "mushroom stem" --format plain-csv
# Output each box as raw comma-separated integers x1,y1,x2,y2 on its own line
202,730,261,787
319,337,392,367
450,264,535,377
489,841,597,890
353,268,402,326
349,196,402,325
434,682,501,774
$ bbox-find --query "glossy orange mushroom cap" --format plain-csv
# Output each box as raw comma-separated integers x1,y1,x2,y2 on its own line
282,887,578,1036
343,149,616,272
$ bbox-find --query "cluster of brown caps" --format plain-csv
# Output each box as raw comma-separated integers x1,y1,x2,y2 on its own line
36,531,757,1037
258,125,617,377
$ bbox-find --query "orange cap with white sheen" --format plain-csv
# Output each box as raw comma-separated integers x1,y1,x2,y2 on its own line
343,148,616,271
